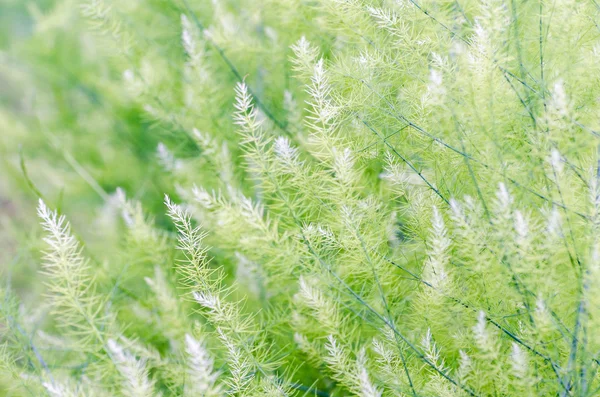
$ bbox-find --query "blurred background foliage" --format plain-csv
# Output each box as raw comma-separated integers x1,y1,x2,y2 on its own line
1,0,159,300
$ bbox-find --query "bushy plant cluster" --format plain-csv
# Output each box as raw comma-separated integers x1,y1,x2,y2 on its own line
1,0,600,395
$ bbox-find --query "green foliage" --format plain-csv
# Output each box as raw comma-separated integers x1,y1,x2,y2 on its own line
1,0,600,396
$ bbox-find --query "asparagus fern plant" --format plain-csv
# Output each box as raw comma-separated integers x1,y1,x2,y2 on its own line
1,0,600,395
